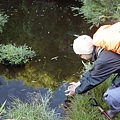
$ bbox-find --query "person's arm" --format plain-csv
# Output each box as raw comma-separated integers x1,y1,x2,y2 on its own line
75,51,119,94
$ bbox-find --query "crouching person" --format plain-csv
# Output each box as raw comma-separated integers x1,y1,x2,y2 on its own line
65,34,120,119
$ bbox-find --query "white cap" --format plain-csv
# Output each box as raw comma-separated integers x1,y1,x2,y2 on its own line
73,35,93,54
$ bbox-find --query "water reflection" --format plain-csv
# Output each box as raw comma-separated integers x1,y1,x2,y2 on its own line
0,76,66,116
0,55,82,91
0,0,92,114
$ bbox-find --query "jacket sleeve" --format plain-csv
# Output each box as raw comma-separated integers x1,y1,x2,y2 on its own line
75,50,120,94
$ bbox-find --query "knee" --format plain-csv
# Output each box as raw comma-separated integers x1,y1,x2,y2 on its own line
103,92,120,112
104,93,114,107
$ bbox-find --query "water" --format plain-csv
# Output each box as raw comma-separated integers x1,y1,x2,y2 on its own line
0,0,93,116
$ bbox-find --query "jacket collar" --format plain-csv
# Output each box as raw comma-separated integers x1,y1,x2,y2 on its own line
91,46,97,62
91,46,104,62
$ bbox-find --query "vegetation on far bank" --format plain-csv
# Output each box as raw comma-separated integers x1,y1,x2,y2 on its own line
0,44,36,66
72,0,120,28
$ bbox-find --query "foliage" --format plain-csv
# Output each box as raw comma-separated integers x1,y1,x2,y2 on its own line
3,92,63,120
65,95,106,120
0,12,8,33
72,0,120,28
81,60,92,72
0,44,36,65
0,101,6,119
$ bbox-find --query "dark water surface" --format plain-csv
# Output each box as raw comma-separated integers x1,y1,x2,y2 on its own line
0,0,94,116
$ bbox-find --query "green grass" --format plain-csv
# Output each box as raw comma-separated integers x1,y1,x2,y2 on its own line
2,92,63,120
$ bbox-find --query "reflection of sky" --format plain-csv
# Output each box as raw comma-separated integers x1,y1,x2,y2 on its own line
0,76,67,116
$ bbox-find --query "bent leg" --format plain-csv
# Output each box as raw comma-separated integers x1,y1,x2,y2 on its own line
103,84,120,118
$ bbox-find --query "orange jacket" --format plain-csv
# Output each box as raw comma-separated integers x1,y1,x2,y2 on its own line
93,22,120,54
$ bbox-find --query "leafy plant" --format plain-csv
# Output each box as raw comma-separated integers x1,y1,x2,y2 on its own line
72,0,120,28
0,44,36,65
81,61,92,72
0,100,6,119
0,12,8,33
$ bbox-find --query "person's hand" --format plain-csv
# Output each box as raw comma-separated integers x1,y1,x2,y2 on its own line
65,81,81,97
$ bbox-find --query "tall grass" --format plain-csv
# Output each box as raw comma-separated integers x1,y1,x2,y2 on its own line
0,100,7,119
2,92,63,120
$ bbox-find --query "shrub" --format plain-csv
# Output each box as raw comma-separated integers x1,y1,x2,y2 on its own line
0,12,8,33
0,44,36,65
72,0,120,28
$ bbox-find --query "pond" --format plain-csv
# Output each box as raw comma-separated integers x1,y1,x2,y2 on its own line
0,0,95,116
